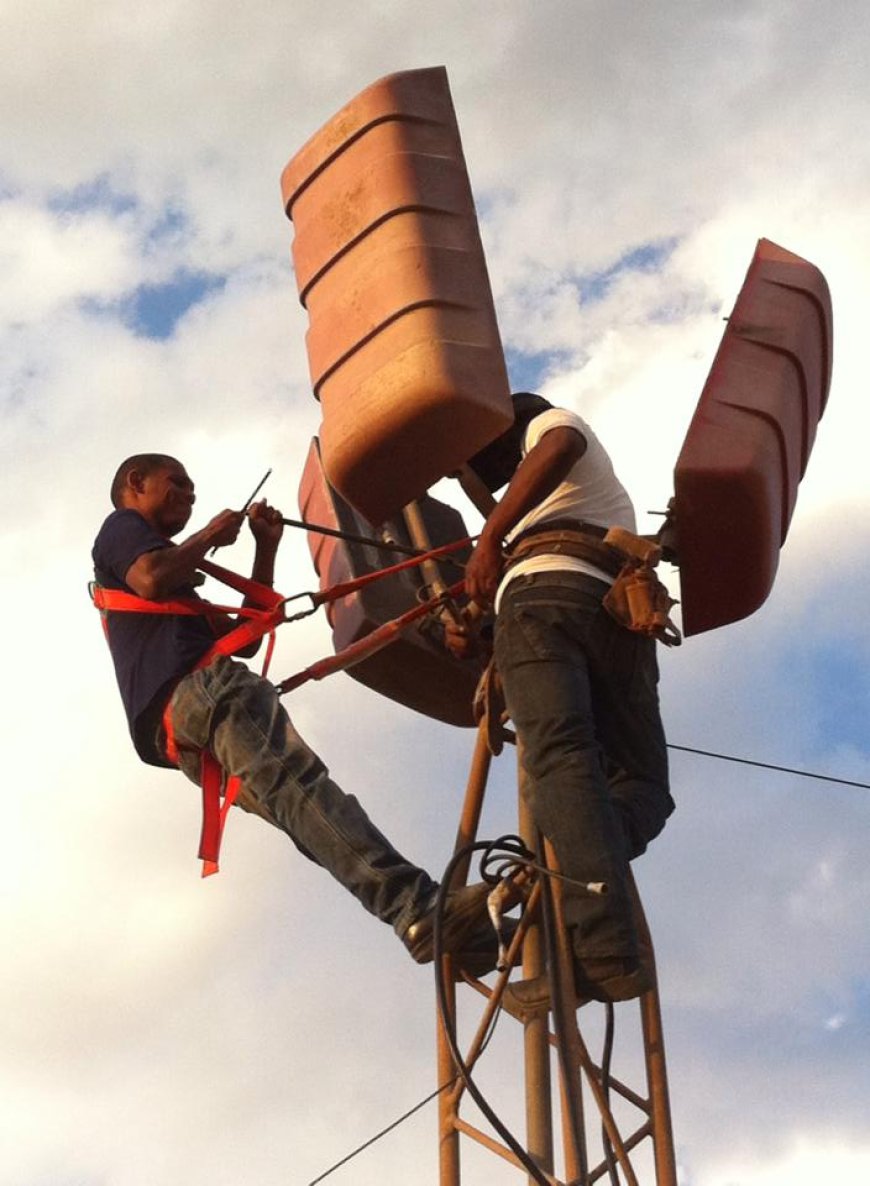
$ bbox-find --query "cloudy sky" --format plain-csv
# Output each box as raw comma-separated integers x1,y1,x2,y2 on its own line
3,2,869,1184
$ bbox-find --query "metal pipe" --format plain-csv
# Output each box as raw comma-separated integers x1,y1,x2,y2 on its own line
437,971,461,1186
518,765,555,1183
455,464,498,518
541,837,587,1183
403,500,455,595
438,721,493,1186
632,874,678,1186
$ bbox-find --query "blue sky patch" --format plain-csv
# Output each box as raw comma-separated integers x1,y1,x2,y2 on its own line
504,346,566,392
122,271,226,339
577,237,679,304
146,203,190,247
790,641,870,755
47,174,137,217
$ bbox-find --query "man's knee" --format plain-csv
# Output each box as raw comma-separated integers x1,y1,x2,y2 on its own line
615,786,674,860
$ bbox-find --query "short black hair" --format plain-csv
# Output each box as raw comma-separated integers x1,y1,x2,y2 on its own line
465,392,553,492
110,453,179,508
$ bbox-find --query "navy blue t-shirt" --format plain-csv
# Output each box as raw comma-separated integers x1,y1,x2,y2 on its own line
92,509,215,766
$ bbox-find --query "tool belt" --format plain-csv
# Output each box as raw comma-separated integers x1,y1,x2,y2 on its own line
504,519,681,646
505,518,624,578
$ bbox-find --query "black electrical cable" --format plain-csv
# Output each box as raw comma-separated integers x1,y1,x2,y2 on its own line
531,837,626,1186
432,834,616,1185
305,1016,508,1186
479,834,604,897
304,737,869,1185
668,743,870,790
306,1077,459,1185
600,1003,619,1186
306,872,508,1186
303,835,608,1186
478,832,536,884
434,838,554,1186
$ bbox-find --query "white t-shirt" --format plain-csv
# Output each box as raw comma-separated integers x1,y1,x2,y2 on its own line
495,408,636,606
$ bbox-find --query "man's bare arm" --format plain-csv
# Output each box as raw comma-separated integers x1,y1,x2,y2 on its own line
124,510,244,600
465,426,587,606
245,500,283,596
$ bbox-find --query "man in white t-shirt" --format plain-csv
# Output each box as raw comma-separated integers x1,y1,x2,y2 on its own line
458,393,674,1003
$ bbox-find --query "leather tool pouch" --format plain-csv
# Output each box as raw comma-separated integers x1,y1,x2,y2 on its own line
601,527,681,646
504,522,681,647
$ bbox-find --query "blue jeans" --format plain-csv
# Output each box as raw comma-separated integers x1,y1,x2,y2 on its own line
494,572,673,960
165,656,437,937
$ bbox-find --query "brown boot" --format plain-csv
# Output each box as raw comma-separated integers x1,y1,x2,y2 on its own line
504,953,650,1014
575,955,651,1003
403,883,491,964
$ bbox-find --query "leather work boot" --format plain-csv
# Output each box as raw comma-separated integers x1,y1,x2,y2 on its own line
403,883,492,965
506,872,657,1012
451,915,519,979
504,954,652,1014
578,955,652,1003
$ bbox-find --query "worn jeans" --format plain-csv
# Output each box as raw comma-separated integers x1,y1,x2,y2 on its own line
494,572,673,960
165,656,437,938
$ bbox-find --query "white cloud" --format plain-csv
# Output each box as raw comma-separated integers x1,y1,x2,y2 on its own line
695,1141,870,1186
0,200,139,321
3,3,870,1184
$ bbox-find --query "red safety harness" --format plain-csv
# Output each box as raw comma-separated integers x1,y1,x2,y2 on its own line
92,559,287,876
92,540,470,877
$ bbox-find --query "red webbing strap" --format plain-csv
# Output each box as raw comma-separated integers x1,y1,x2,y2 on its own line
91,586,272,633
93,562,286,668
161,705,242,878
192,559,286,676
276,579,466,695
198,755,230,878
95,563,287,878
93,586,241,616
96,545,468,876
197,558,284,610
170,563,285,877
309,537,472,608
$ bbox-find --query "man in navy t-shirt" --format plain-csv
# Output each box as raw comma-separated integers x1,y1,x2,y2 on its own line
93,453,497,969
93,503,219,766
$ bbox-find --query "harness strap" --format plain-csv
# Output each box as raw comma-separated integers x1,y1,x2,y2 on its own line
275,579,466,695
93,541,468,876
161,701,241,878
94,564,286,877
309,536,472,608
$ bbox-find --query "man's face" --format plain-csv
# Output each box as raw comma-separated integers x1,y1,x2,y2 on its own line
133,460,196,537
